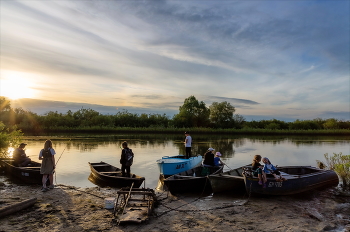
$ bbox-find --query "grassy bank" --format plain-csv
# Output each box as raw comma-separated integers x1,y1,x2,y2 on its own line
21,126,350,135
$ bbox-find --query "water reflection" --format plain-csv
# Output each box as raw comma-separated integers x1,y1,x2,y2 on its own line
12,133,350,189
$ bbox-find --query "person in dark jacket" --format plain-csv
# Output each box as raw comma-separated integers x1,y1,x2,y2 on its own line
120,141,132,177
203,147,215,167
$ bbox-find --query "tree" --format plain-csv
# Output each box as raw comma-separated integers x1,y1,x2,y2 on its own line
0,97,11,112
209,101,236,128
173,96,210,127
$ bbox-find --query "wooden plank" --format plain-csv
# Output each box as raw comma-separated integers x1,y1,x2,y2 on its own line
92,164,111,167
0,198,37,218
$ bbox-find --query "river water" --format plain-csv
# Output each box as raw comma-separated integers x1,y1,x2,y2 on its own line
5,133,349,189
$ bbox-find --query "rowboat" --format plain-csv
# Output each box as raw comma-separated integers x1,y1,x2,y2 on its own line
208,165,248,193
156,155,203,176
0,159,45,184
88,161,145,188
242,166,339,195
163,165,224,194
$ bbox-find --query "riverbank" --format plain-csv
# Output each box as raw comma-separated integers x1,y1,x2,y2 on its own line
1,181,349,232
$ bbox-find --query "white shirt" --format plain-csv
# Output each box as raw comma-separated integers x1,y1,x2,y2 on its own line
185,135,192,147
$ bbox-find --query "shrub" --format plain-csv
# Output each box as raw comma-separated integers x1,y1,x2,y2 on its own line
323,152,350,191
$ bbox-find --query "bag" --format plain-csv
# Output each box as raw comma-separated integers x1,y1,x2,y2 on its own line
125,149,134,166
42,149,52,159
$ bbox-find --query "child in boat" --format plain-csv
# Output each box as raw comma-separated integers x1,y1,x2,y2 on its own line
262,157,286,181
252,155,267,188
214,152,224,166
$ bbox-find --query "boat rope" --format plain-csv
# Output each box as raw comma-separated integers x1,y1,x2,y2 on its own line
155,175,212,218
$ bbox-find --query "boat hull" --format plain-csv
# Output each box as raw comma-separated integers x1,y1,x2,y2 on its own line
88,161,145,188
243,166,339,195
208,166,246,193
156,155,203,176
0,159,45,184
164,165,223,194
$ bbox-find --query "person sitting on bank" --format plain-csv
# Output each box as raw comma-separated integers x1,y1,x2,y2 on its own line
214,152,224,166
203,148,215,167
13,143,31,167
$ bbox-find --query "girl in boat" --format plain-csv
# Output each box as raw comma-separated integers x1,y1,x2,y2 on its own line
39,140,56,192
214,152,224,166
252,155,267,188
262,157,286,181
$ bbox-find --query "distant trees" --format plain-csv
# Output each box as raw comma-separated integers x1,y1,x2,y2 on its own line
172,96,210,127
209,101,236,128
0,96,349,132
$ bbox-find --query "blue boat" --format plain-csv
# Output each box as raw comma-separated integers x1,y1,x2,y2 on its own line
243,166,339,195
156,155,203,176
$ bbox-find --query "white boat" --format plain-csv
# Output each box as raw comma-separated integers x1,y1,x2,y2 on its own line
156,155,203,176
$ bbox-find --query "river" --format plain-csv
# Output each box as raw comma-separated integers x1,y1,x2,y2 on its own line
4,133,349,189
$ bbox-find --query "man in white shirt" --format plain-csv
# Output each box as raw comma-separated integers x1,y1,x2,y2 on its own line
184,132,192,159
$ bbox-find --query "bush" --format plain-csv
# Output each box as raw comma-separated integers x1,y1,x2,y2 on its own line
323,152,350,191
0,122,23,158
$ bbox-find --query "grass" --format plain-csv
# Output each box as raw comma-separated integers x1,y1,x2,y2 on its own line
323,152,350,191
20,126,350,135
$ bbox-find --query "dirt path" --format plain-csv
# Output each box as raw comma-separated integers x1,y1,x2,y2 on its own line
0,182,350,232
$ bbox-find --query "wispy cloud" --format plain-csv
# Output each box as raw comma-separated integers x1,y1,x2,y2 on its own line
1,0,349,120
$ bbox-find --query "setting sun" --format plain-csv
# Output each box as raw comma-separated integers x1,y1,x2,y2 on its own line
0,71,35,99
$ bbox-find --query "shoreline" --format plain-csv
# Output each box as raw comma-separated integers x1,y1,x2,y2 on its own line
0,181,349,232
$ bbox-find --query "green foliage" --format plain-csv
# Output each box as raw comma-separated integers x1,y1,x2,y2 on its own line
209,101,236,128
0,122,23,158
173,96,210,127
324,152,350,191
0,96,349,133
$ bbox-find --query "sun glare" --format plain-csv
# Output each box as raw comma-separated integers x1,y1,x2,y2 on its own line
1,72,35,99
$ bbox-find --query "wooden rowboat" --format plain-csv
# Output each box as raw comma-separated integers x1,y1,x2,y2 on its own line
242,166,339,195
88,161,145,188
163,165,224,194
208,165,248,193
0,159,45,184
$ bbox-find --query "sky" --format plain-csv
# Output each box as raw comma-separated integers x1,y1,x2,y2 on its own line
0,0,349,121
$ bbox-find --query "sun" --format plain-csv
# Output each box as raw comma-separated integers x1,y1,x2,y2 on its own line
0,73,35,100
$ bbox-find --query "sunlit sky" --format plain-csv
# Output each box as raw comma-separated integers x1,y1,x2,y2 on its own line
0,1,349,121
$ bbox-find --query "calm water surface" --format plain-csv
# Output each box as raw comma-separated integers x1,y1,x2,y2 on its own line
7,134,350,189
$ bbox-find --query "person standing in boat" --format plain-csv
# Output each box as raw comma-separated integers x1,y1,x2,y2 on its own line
120,141,134,177
13,143,31,167
39,140,56,192
184,131,192,159
203,148,215,167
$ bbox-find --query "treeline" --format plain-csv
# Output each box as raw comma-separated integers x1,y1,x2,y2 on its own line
0,96,349,133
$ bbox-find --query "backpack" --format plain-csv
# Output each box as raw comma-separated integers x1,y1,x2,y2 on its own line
125,149,134,167
42,149,52,159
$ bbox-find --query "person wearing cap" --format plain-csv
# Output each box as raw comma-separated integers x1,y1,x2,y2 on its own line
184,132,192,159
13,143,31,167
214,152,224,166
203,148,215,167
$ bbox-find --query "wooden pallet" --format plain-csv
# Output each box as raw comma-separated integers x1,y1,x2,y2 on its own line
114,185,157,224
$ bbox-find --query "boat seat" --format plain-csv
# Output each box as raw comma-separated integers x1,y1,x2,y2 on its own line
92,164,110,167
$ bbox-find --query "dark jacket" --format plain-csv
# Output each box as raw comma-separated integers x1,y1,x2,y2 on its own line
203,151,215,166
120,148,128,165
